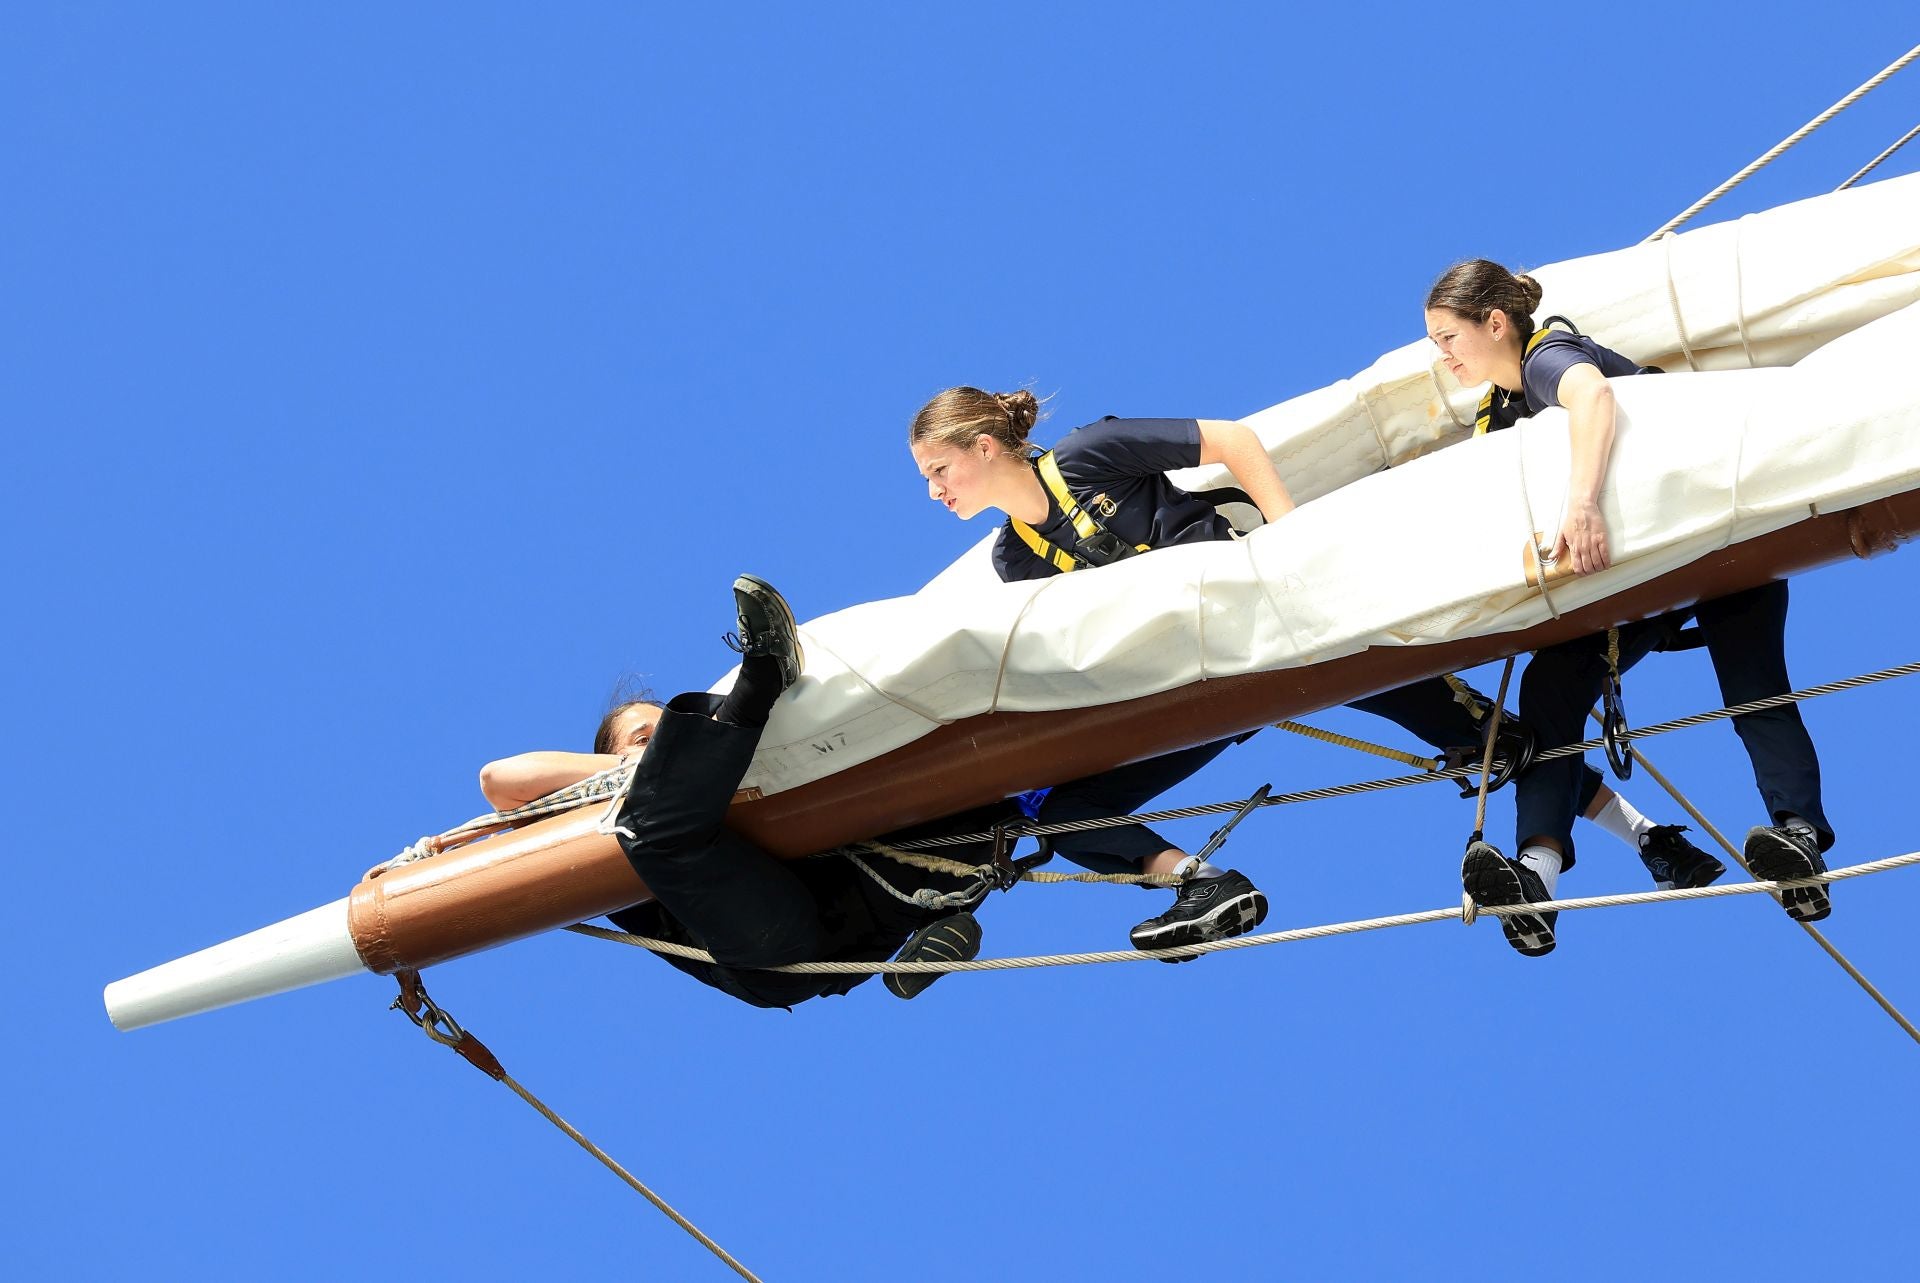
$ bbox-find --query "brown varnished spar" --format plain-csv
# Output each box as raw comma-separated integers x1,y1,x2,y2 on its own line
733,493,1920,852
345,492,1919,974
350,805,654,974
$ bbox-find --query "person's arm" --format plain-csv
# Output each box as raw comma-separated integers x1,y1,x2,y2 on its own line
1195,419,1295,522
1549,363,1616,575
478,750,623,811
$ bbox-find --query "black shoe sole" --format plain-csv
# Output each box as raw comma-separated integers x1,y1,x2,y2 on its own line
1743,828,1831,923
733,574,804,688
1461,846,1556,957
1128,887,1270,956
885,913,983,1000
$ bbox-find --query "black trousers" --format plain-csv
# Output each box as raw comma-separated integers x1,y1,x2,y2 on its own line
1513,579,1831,868
613,692,999,1008
615,692,837,1008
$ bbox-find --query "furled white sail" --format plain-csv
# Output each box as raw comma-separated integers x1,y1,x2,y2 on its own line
732,177,1920,800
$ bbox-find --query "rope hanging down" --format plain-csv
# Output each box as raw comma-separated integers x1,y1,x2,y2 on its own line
1646,40,1920,238
390,971,766,1283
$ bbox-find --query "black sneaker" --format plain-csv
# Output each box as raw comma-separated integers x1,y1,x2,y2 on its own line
724,573,804,691
1743,825,1832,923
1638,824,1726,891
1461,841,1557,957
1128,869,1268,957
884,912,983,1000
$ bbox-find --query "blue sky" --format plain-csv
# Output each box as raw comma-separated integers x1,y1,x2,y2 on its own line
10,6,1920,1280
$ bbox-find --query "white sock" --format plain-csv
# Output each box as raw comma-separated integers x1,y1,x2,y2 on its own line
1518,844,1563,896
1173,856,1226,880
1589,792,1655,850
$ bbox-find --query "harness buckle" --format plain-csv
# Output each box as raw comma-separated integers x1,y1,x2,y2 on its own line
992,832,1054,893
1443,719,1537,798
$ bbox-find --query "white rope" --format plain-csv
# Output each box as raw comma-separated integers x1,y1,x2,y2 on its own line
1430,366,1471,431
840,847,994,912
569,848,1920,973
1660,230,1702,371
1647,41,1920,239
1730,215,1757,368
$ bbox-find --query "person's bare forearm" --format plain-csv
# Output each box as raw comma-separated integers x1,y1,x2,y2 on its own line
1555,374,1616,574
1197,419,1294,521
478,751,621,811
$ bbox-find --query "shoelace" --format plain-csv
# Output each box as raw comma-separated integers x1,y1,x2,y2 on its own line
723,627,785,657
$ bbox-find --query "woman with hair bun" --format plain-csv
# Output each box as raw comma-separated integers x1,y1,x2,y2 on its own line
908,391,1290,953
1424,259,1835,957
906,388,1552,954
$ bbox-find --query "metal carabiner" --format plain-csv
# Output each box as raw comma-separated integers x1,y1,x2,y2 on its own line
994,833,1055,893
391,973,468,1049
1447,720,1538,798
1602,670,1634,780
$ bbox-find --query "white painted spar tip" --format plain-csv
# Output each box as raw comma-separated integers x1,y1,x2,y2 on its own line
105,897,367,1031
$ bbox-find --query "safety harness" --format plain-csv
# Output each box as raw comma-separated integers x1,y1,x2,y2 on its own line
1008,451,1155,573
1472,315,1581,436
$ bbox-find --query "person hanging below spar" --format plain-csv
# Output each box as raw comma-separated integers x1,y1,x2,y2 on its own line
904,387,1674,950
478,575,1007,1005
1423,259,1836,956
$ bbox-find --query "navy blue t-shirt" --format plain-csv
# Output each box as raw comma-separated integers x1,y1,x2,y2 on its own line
1479,329,1653,433
1521,331,1648,413
991,417,1233,582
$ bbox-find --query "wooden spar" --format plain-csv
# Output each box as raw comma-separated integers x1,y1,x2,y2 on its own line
105,491,1918,1030
336,491,1920,980
730,493,1920,853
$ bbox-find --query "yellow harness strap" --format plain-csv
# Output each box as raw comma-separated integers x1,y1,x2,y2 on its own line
1008,451,1154,573
1473,320,1574,436
1442,673,1490,722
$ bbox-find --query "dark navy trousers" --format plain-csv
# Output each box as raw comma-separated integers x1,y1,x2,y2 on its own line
1038,737,1240,875
1512,579,1830,868
1039,674,1612,877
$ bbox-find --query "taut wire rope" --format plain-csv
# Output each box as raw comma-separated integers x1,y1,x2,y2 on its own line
1646,41,1920,238
1612,735,1920,1046
389,971,766,1282
875,660,1920,852
1835,123,1920,191
568,848,1920,975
